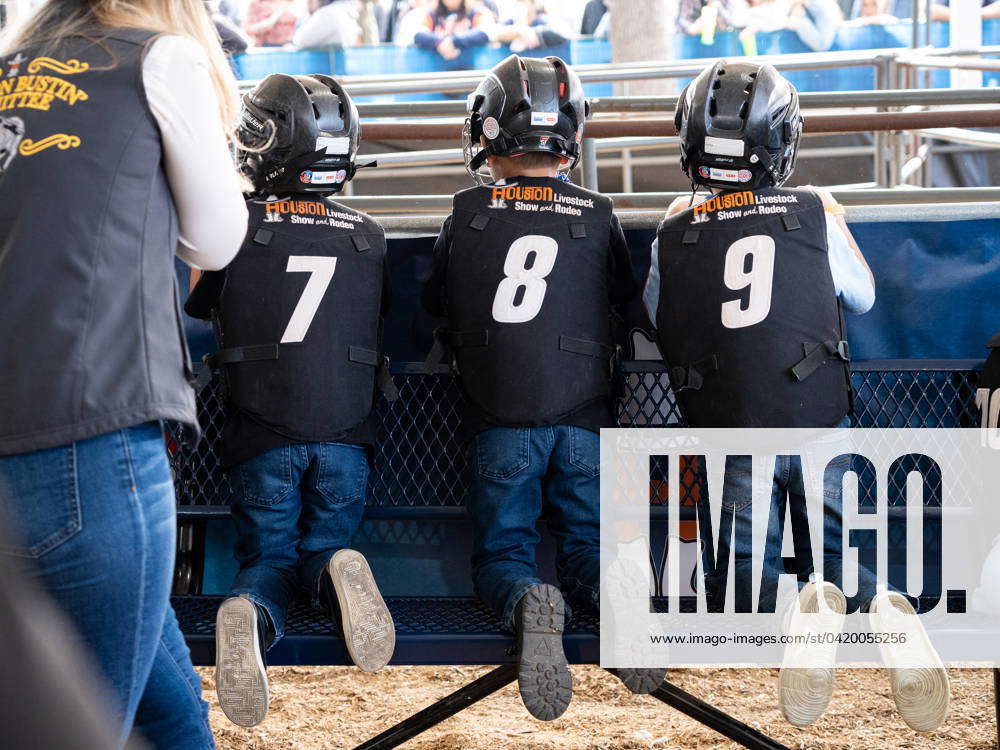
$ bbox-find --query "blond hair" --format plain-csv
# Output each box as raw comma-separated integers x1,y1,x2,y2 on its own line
2,0,239,132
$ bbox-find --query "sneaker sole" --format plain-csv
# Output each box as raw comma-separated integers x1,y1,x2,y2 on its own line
870,591,950,732
328,549,395,672
517,584,572,721
778,581,847,728
215,597,268,727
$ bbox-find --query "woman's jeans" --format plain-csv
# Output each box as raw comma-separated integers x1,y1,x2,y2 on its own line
0,424,214,750
467,425,602,630
229,442,369,643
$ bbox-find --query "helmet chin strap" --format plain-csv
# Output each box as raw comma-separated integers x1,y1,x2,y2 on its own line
750,145,779,185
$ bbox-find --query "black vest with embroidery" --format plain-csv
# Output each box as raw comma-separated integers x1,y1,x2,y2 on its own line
656,187,852,428
0,29,197,454
445,177,615,427
213,197,386,441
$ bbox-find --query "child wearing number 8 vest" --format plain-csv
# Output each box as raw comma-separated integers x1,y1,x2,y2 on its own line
421,54,662,721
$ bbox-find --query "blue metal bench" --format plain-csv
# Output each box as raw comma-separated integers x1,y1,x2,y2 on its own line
169,360,990,750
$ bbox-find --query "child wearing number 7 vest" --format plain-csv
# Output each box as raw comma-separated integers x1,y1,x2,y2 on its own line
420,54,663,721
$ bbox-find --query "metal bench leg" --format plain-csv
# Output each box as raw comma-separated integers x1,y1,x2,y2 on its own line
354,664,517,750
650,680,790,750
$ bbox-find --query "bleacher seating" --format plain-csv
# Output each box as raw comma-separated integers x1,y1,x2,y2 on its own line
231,21,1000,99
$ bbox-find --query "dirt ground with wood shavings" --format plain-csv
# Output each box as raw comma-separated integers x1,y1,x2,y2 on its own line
198,666,995,749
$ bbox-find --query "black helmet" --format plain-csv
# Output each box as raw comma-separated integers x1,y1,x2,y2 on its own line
463,54,589,184
237,73,362,196
675,60,803,191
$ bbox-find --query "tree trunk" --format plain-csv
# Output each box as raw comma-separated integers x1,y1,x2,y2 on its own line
608,0,675,96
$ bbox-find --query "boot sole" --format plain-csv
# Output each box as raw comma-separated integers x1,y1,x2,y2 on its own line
870,591,950,732
517,584,572,721
779,582,846,728
328,549,395,672
612,667,667,694
215,597,269,727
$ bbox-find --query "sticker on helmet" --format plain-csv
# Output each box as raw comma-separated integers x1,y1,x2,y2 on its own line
698,166,711,179
539,135,550,145
301,170,346,185
738,169,753,182
483,116,500,139
708,167,742,182
317,136,351,155
704,136,744,157
530,112,558,126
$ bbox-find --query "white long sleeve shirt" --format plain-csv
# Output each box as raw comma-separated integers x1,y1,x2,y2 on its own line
143,35,248,271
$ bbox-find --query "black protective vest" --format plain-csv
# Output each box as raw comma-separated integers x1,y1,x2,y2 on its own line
445,178,614,426
212,197,386,441
656,188,852,428
979,331,1000,428
0,30,195,455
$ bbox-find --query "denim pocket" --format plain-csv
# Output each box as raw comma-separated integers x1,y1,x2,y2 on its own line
567,427,600,478
236,447,294,506
316,444,369,506
475,428,530,480
721,455,754,512
0,444,81,558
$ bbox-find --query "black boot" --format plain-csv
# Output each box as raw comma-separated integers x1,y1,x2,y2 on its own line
514,584,572,721
609,667,667,694
320,549,395,672
215,594,272,727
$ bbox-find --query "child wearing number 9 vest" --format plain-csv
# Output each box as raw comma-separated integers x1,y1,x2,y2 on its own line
185,74,394,727
421,54,663,721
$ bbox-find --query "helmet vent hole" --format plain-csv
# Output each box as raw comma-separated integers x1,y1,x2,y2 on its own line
313,103,321,120
738,101,749,119
709,98,717,116
718,68,726,75
712,79,722,90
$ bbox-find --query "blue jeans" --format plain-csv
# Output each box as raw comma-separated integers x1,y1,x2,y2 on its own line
468,425,601,630
0,424,214,750
704,418,879,614
229,442,369,642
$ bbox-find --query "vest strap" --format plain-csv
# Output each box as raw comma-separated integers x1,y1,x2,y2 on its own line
570,222,587,239
253,229,274,246
469,214,490,231
352,234,371,252
206,344,280,368
559,335,613,359
348,346,380,366
670,354,719,392
377,356,399,401
790,340,851,382
422,327,449,373
782,214,801,232
682,230,700,245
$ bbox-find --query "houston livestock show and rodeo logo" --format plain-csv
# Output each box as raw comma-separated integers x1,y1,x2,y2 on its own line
0,53,88,175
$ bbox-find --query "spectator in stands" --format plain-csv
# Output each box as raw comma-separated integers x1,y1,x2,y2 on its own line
843,0,898,24
244,0,298,47
676,0,739,37
493,0,570,51
292,0,380,48
579,0,607,33
736,0,842,52
206,1,250,58
401,0,494,60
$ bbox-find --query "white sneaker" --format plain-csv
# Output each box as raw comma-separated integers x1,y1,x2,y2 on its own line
869,590,950,732
778,580,847,728
215,596,269,727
